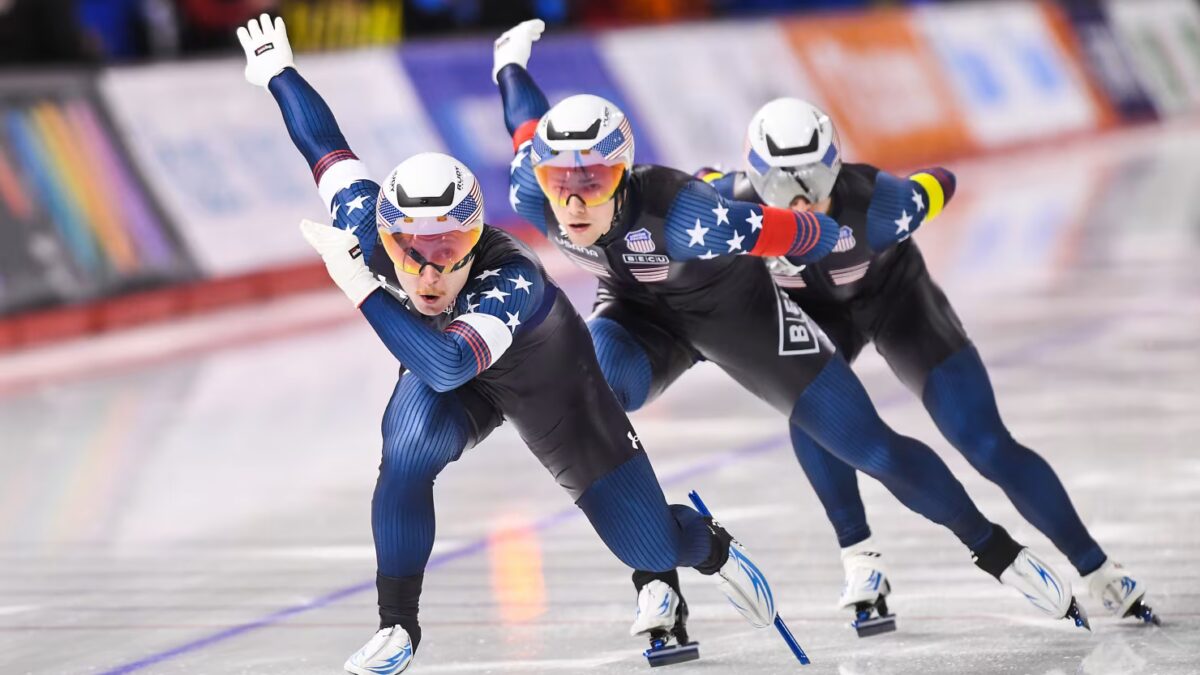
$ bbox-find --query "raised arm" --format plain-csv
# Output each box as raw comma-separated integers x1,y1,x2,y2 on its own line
663,179,841,263
238,15,377,247
492,20,555,236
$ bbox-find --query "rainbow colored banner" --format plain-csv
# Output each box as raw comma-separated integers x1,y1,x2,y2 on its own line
0,74,193,316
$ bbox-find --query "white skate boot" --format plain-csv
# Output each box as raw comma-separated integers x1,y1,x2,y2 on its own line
344,625,414,675
1000,548,1090,629
1084,559,1160,625
631,578,699,667
838,538,895,637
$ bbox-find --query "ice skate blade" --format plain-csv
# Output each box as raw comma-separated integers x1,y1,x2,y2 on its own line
644,641,699,667
852,613,896,638
1065,597,1090,631
1125,600,1162,626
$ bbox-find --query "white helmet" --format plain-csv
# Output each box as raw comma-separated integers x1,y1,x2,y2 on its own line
375,152,484,274
531,94,634,169
745,98,841,207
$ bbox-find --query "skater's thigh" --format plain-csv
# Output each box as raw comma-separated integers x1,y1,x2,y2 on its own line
689,270,836,416
381,374,483,469
870,264,969,397
590,298,698,406
506,311,643,501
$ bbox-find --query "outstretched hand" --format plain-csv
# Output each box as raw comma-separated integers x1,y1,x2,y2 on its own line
237,14,295,88
493,19,545,84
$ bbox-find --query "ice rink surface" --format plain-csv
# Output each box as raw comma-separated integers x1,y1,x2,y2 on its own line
2,124,1199,674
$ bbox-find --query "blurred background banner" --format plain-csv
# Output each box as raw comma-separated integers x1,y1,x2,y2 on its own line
0,71,191,317
1,0,1199,348
597,19,828,175
100,48,443,276
1104,0,1200,116
913,1,1109,148
781,9,974,167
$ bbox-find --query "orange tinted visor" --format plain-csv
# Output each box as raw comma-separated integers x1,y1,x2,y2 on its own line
378,226,482,275
533,162,625,207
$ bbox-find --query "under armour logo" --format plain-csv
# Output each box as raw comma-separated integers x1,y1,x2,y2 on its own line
627,432,640,449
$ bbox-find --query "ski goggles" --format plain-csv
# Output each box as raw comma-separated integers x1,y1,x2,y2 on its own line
533,161,626,208
378,224,482,275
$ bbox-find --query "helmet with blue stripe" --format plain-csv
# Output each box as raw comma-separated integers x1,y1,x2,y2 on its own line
745,98,842,207
375,152,483,276
531,94,634,169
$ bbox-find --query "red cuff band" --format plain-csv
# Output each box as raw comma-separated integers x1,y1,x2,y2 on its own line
790,211,820,256
312,149,357,184
512,119,539,151
750,206,799,256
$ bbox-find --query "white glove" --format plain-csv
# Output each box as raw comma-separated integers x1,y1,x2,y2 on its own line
299,219,381,308
492,19,545,83
237,14,295,88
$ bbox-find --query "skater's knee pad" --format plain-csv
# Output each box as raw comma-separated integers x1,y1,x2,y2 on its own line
588,317,652,411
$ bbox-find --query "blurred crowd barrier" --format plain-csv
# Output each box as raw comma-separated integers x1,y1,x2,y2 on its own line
1,0,1199,349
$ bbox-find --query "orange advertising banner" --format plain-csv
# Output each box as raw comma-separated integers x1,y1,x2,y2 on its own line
782,10,975,168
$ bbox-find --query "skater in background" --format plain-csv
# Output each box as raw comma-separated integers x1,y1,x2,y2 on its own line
238,14,783,674
697,96,1158,630
492,19,1090,663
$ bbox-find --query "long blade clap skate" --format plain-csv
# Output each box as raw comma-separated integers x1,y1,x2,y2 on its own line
974,526,1089,630
1002,550,1090,630
688,491,811,665
631,577,700,667
838,538,896,637
1084,559,1161,626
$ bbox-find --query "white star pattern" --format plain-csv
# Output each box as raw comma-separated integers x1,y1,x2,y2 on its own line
509,184,521,210
912,189,925,212
504,311,522,332
345,194,369,214
482,286,510,302
726,230,745,253
894,209,913,235
467,300,480,312
686,218,709,247
508,274,533,293
330,201,340,218
746,210,763,232
476,268,501,280
712,202,730,226
510,151,526,174
698,249,718,260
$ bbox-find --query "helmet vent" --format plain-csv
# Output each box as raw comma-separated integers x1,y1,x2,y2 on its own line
766,129,819,157
395,182,455,208
546,118,601,141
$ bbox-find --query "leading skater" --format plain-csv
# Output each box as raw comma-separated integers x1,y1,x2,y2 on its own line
698,96,1157,630
238,15,783,674
492,19,1089,662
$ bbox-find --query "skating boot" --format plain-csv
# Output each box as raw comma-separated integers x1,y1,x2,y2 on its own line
974,526,1089,630
345,625,414,675
1084,559,1160,625
838,538,896,637
631,571,699,667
